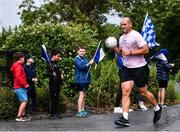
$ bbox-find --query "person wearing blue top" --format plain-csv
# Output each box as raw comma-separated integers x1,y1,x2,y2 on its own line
23,54,37,114
155,48,174,107
74,45,94,117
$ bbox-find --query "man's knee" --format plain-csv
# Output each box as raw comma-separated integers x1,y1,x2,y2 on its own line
122,88,131,97
140,88,149,96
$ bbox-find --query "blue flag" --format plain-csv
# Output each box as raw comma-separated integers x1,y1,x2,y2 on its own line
115,53,124,68
41,45,51,63
94,41,105,64
141,13,159,48
150,48,168,61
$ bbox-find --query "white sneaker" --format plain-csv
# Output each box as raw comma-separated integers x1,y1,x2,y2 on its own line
114,107,133,113
129,108,133,112
139,105,148,111
113,107,123,113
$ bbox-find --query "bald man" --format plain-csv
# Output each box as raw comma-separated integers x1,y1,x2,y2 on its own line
113,17,162,127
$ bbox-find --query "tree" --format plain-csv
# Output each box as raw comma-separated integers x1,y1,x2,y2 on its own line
18,0,127,27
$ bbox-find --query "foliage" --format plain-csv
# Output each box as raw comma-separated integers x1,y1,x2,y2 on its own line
0,86,67,120
0,88,18,120
0,27,13,49
87,60,119,107
101,23,121,39
175,70,180,82
36,87,68,113
166,80,177,102
148,64,159,96
18,0,125,27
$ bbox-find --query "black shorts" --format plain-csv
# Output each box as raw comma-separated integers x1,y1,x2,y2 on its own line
121,65,149,88
76,83,89,92
158,80,168,88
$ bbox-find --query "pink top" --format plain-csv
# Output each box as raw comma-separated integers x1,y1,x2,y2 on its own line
119,30,147,68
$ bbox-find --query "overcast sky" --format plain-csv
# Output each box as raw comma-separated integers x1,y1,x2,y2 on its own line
0,0,121,29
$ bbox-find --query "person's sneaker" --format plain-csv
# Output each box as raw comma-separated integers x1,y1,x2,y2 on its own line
75,111,87,118
22,115,31,121
129,108,133,112
160,104,168,108
82,111,90,116
49,115,55,119
114,107,133,113
113,107,123,113
153,105,162,123
54,113,63,119
15,116,21,122
114,116,130,127
15,116,28,122
139,105,148,111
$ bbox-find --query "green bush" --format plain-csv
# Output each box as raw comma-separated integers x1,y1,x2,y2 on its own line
166,80,177,102
0,88,18,120
148,64,159,97
86,60,119,107
175,70,180,82
0,86,68,120
36,87,68,113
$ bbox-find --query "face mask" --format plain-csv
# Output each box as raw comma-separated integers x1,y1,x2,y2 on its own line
26,62,31,65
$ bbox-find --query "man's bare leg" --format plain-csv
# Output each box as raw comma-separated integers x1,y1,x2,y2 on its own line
121,81,134,117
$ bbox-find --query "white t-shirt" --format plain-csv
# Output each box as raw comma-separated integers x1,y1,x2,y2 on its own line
119,30,147,68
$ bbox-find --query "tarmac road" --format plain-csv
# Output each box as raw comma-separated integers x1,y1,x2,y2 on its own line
0,104,179,131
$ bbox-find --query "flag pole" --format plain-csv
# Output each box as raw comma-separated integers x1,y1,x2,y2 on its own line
41,45,54,73
85,40,102,79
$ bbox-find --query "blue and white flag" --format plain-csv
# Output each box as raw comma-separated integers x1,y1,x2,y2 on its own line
151,48,168,61
41,44,51,62
115,53,124,68
85,41,105,78
94,41,105,64
141,12,159,48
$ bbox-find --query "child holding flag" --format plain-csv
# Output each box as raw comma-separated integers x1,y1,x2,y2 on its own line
155,48,174,107
74,45,94,117
47,49,63,119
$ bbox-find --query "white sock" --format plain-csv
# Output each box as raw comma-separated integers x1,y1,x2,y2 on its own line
123,112,128,120
139,101,144,106
153,104,160,111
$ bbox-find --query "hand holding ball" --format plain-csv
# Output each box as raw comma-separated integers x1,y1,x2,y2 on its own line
105,37,117,49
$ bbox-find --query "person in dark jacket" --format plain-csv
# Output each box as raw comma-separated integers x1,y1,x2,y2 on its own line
23,54,37,113
47,49,63,119
155,48,174,107
74,45,94,117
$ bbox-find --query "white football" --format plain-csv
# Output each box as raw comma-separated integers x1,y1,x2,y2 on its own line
105,37,117,49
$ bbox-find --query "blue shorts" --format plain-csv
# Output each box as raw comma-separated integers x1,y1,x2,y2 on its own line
15,88,28,102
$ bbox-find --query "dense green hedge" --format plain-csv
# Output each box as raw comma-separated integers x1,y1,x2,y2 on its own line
0,87,18,120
